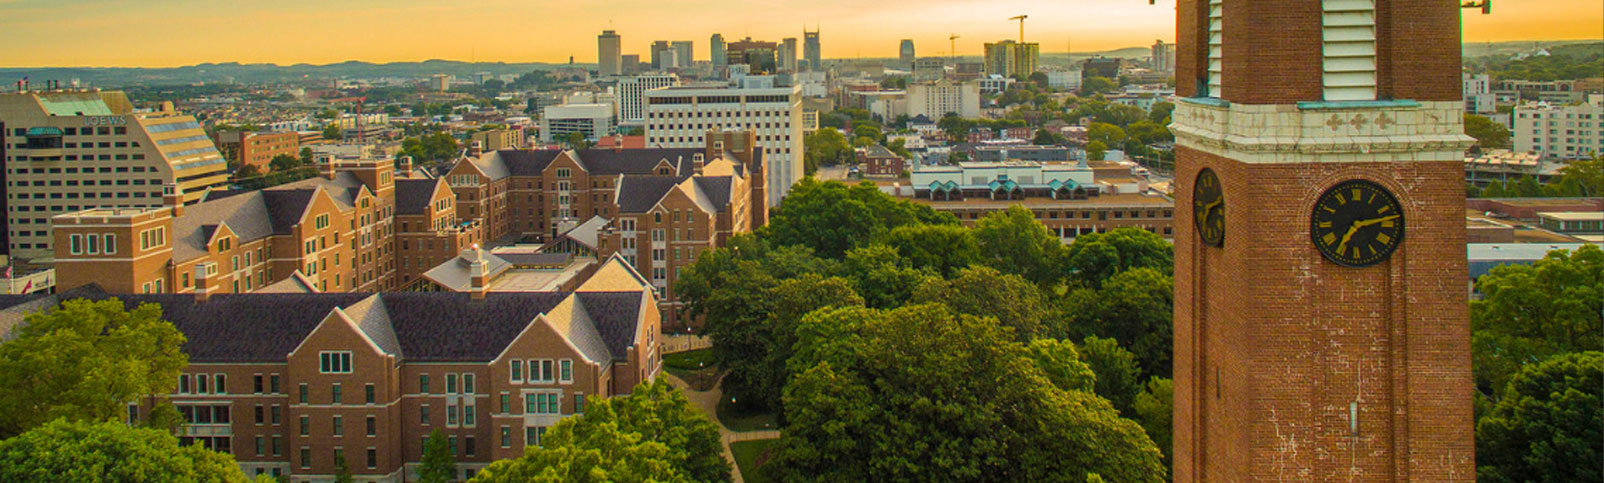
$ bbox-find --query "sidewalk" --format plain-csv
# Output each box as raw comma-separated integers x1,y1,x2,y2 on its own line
663,372,779,483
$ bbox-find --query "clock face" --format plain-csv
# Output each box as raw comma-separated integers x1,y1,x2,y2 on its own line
1310,180,1405,267
1192,168,1225,246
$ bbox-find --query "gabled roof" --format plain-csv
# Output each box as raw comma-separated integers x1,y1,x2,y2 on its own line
261,189,318,235
541,294,612,364
614,176,683,213
343,294,402,357
692,177,734,213
676,178,719,214
497,149,565,176
171,191,276,262
258,271,320,293
550,215,611,251
575,291,647,360
394,179,443,216
574,148,702,176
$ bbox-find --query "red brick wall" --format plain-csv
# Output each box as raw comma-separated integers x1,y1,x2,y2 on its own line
1378,0,1462,101
1173,148,1474,481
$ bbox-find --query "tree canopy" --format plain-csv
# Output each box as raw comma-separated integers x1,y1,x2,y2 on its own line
0,298,187,438
472,379,730,483
1471,245,1602,398
774,304,1166,482
419,428,456,483
1474,351,1602,483
0,419,247,482
763,179,956,259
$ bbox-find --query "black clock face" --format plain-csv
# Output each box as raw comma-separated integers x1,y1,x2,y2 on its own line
1192,168,1225,246
1310,180,1405,267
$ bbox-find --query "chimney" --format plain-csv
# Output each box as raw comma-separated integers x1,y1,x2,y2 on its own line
467,245,489,300
193,264,211,303
163,183,185,217
398,156,413,178
613,133,624,151
469,140,483,158
693,153,705,175
315,153,336,180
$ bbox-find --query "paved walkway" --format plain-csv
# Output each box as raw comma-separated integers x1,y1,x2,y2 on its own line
664,372,779,483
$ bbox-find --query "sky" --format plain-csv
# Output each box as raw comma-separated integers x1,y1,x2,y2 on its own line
0,0,1598,67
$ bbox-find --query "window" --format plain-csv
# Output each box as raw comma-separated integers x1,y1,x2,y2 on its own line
510,360,523,382
559,360,572,383
299,416,309,436
254,405,265,424
319,351,352,373
197,374,209,394
332,384,343,404
253,375,264,394
300,448,310,469
447,405,459,425
271,405,282,425
421,405,431,424
501,427,512,448
1206,0,1224,97
270,375,280,394
500,394,510,413
298,383,308,403
332,415,343,436
465,436,476,457
214,374,226,394
366,416,376,436
575,394,586,414
446,374,458,394
464,405,476,426
179,375,191,394
69,234,82,254
420,374,431,393
365,384,375,404
1321,0,1377,101
526,426,547,447
366,448,377,469
463,374,476,394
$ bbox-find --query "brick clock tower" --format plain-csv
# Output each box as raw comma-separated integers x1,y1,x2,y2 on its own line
1171,1,1476,481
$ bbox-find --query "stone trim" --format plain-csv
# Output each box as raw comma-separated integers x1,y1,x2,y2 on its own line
1171,99,1474,163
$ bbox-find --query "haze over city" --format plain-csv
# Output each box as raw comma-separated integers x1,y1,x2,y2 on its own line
0,0,1598,67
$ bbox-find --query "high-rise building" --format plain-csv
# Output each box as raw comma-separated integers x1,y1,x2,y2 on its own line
649,41,670,70
1150,39,1174,72
670,41,693,68
616,74,679,125
780,38,799,73
803,28,821,72
1170,0,1474,480
710,34,727,68
621,55,642,75
725,38,779,74
900,39,916,66
645,85,802,206
906,80,981,120
598,30,622,77
540,104,615,143
1514,96,1604,161
0,90,230,261
983,40,1039,78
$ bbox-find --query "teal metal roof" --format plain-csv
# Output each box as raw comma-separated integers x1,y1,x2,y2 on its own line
38,96,112,116
25,127,62,136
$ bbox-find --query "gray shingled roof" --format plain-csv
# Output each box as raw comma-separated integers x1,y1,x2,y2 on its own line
575,148,701,176
394,179,440,216
693,177,734,213
344,294,402,357
496,149,564,176
468,153,511,180
171,192,275,262
614,176,682,213
544,295,612,364
576,292,646,360
261,189,317,235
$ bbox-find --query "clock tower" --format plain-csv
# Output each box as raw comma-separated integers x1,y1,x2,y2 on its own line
1171,1,1476,481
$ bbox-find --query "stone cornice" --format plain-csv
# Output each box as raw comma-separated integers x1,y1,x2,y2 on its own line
1171,99,1476,163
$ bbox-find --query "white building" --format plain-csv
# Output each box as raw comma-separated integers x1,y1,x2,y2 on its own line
978,75,1015,95
1464,73,1496,115
1047,70,1083,91
645,85,803,206
907,81,981,120
616,75,679,126
793,71,829,98
1513,96,1603,161
913,58,947,82
541,104,615,143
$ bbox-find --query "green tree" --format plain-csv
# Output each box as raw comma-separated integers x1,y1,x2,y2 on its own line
841,244,933,309
803,127,851,175
473,380,731,483
1125,120,1172,145
333,452,353,483
912,265,1048,341
1475,351,1601,483
299,146,314,165
1079,76,1117,96
321,123,343,141
1062,227,1175,288
268,153,301,172
0,298,188,438
972,205,1064,287
1078,336,1144,416
1148,101,1175,125
1087,140,1109,161
879,224,981,277
234,164,262,179
1471,245,1603,399
938,113,977,142
1087,122,1127,146
776,305,1166,482
419,429,456,483
1032,128,1067,146
564,132,592,150
1465,114,1510,149
1555,154,1602,197
1059,268,1174,378
764,179,954,259
1133,377,1174,467
0,419,247,482
1026,338,1097,392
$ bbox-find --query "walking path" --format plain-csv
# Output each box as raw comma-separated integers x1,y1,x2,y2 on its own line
664,372,779,483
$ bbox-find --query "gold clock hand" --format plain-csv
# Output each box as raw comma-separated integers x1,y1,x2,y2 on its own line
1351,214,1400,229
1336,224,1360,255
1203,199,1222,213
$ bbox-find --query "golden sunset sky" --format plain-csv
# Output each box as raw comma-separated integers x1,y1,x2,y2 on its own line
1,0,1598,67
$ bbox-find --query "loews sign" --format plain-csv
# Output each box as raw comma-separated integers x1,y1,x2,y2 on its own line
83,116,127,127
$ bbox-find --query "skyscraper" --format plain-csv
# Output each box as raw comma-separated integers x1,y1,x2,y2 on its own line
803,27,821,72
598,30,622,77
711,34,727,68
983,40,1038,78
1150,39,1174,72
650,41,670,70
899,39,916,66
780,38,799,72
671,41,693,68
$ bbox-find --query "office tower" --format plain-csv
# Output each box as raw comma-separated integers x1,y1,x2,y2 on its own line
900,39,916,66
540,104,615,143
983,40,1039,78
0,90,229,261
725,38,779,74
621,55,642,75
670,41,693,68
650,41,670,70
1171,0,1474,480
1150,39,1174,72
803,28,821,71
711,34,727,68
779,38,799,72
598,30,622,77
645,84,802,206
616,74,679,125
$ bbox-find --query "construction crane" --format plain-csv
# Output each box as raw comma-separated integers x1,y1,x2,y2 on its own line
1009,15,1028,43
326,96,368,145
949,34,960,60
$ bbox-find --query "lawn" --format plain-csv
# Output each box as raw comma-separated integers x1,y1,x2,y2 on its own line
662,349,720,391
730,438,780,483
717,397,778,432
662,348,716,370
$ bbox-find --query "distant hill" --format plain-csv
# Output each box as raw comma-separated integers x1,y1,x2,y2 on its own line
0,60,585,88
1462,40,1601,60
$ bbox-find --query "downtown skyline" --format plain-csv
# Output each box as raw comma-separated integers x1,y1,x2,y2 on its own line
0,0,1599,68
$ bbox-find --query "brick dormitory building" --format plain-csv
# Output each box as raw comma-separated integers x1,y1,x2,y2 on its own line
0,257,663,482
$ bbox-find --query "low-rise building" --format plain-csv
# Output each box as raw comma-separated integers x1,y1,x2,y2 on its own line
0,268,662,481
1512,96,1603,161
858,145,906,178
1536,211,1603,235
471,129,525,152
214,130,300,171
905,159,1174,241
540,104,615,143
